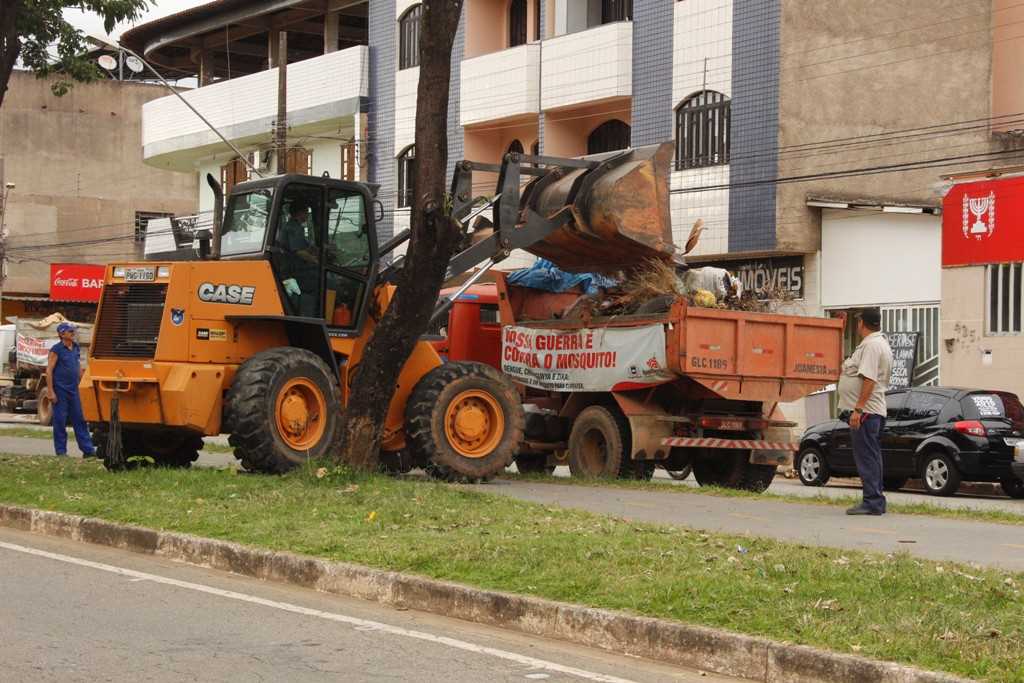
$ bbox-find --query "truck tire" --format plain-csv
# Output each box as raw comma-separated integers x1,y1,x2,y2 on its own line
406,362,524,482
693,449,777,493
225,348,342,474
36,382,53,426
567,405,629,478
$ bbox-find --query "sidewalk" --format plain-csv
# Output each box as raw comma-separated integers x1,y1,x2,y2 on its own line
471,479,1024,572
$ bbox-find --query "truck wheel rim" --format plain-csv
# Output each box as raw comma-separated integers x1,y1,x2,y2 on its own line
579,428,610,474
444,390,503,458
800,452,820,481
275,378,327,451
925,459,948,490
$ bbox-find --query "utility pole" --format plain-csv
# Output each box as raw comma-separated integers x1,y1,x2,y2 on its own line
275,31,288,175
0,178,15,320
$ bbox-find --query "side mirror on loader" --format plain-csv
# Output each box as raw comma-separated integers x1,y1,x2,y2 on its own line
374,200,385,222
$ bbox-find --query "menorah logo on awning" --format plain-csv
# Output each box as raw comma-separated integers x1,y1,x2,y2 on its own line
961,191,996,240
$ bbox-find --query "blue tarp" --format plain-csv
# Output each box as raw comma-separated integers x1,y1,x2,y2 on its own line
506,259,618,295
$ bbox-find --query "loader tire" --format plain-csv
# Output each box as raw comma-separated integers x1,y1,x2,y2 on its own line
693,449,777,493
406,362,524,482
144,430,204,468
225,348,342,474
567,405,629,478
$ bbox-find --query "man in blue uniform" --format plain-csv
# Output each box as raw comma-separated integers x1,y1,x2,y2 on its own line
45,322,95,457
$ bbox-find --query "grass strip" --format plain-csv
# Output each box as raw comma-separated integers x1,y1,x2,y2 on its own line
0,456,1020,681
0,426,1018,526
503,472,1024,527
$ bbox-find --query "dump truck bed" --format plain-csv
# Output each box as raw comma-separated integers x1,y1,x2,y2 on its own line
496,275,843,403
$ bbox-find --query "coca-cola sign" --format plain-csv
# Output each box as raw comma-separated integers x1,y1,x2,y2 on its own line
49,264,106,302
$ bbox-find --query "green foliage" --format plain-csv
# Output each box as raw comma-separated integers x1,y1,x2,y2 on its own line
0,455,1021,681
2,0,148,100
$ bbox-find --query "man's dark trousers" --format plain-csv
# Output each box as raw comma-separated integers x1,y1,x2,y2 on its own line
852,413,886,513
52,388,94,456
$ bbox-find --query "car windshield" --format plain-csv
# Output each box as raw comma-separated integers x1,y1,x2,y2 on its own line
221,189,273,256
963,392,1024,428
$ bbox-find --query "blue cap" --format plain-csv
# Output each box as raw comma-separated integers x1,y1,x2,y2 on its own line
56,322,76,335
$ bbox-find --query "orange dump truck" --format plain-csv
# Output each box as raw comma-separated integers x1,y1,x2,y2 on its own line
494,273,843,490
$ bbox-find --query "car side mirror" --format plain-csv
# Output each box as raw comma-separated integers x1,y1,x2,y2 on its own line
374,200,384,222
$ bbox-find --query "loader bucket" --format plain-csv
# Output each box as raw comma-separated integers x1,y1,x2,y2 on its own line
522,142,675,273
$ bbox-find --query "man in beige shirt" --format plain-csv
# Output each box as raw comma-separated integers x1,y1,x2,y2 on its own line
837,309,893,515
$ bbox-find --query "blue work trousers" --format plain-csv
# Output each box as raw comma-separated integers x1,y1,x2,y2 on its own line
53,388,94,456
852,413,886,513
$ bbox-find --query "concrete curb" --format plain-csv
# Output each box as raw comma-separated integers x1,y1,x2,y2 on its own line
0,504,968,683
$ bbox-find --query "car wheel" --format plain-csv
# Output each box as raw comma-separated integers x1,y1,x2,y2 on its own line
797,447,830,486
919,451,961,496
1000,476,1024,499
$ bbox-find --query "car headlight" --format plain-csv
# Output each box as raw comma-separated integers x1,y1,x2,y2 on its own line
157,266,170,278
113,266,126,278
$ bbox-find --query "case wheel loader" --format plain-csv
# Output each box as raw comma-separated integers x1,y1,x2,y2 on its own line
79,144,676,478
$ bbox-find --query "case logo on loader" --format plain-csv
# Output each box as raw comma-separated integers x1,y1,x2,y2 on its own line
197,282,255,305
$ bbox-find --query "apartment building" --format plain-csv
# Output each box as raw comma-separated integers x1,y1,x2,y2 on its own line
0,71,197,321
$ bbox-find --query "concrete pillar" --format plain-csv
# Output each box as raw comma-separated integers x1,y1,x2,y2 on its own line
324,11,339,53
268,30,281,68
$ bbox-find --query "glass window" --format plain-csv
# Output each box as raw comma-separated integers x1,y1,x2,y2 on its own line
326,189,371,274
397,145,416,208
675,90,731,170
905,391,949,421
602,0,632,22
325,271,365,328
272,185,323,317
220,189,274,257
399,5,421,70
885,391,909,420
509,0,527,47
587,119,631,155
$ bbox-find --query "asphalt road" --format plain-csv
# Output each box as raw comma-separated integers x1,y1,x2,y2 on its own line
0,527,733,683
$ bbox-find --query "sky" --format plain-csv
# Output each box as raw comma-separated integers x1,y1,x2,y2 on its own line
64,0,206,41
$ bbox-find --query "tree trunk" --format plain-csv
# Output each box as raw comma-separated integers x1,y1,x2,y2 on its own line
0,1,22,110
337,0,464,470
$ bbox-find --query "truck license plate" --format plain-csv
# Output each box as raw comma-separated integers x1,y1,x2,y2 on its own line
125,267,156,282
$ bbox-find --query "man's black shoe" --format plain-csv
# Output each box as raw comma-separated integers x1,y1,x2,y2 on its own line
846,505,883,516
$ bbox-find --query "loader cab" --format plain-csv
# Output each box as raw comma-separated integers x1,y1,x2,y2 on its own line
219,174,378,334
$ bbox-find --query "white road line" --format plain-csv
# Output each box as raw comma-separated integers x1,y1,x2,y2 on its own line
0,541,638,683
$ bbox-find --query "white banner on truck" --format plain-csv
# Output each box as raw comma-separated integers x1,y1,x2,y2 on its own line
16,335,58,368
502,325,672,392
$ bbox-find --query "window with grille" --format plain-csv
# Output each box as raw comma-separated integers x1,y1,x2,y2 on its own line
399,5,422,70
602,0,632,22
987,262,1023,335
510,0,528,46
675,90,731,170
286,147,312,175
220,157,249,193
397,145,416,209
134,211,173,243
587,119,631,155
341,142,357,181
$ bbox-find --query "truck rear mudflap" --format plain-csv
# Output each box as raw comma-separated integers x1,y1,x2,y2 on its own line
80,361,231,435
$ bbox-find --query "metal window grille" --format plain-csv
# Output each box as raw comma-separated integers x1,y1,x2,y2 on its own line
134,211,173,243
587,119,631,155
674,90,731,170
510,0,528,47
397,145,416,208
986,262,1024,335
602,0,632,23
399,5,422,70
881,303,941,386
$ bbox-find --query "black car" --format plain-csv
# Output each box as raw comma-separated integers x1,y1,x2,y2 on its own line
797,387,1024,498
